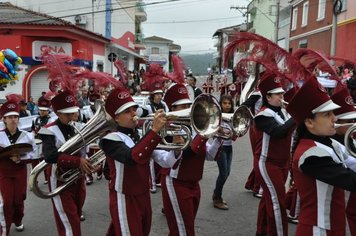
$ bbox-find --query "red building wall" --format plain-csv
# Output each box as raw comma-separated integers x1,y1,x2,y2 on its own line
337,19,356,61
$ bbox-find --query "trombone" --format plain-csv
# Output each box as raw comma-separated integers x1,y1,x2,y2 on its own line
29,100,116,199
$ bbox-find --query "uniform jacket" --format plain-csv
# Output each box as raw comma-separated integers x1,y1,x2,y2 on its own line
0,128,36,171
293,134,356,231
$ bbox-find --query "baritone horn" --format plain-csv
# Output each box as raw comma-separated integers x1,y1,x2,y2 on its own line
141,94,222,150
29,100,116,199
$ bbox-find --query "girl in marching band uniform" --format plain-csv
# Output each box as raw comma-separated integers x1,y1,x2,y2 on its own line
0,96,36,235
287,78,356,236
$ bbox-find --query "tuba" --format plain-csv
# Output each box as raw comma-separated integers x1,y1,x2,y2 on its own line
140,94,222,150
29,100,116,199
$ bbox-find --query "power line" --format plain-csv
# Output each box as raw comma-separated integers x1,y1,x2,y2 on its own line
19,0,182,24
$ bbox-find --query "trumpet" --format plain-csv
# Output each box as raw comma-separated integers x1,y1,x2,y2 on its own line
29,100,116,199
140,94,222,150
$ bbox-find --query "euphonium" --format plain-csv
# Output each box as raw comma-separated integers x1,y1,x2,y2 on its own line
29,100,116,199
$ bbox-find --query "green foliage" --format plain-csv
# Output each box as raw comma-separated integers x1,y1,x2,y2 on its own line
181,53,216,76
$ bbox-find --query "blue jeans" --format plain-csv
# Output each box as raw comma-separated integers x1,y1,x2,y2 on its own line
213,145,233,199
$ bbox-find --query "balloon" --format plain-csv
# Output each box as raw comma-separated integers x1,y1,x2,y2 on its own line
0,51,4,63
0,49,22,86
3,49,19,63
0,70,10,80
0,61,7,73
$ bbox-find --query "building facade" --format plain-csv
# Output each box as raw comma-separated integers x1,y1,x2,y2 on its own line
0,2,109,100
141,36,181,72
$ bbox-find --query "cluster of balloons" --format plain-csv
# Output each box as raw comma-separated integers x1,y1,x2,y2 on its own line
0,49,22,90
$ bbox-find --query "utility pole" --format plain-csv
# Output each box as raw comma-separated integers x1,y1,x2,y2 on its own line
92,0,95,31
274,0,280,43
230,6,249,24
331,0,342,61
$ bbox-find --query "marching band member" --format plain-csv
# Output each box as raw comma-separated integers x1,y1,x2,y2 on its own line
85,92,103,185
330,87,356,235
243,90,264,198
99,86,179,236
0,96,36,235
145,81,169,193
254,73,295,236
31,97,54,183
161,83,223,236
286,77,356,236
202,78,214,94
39,91,93,236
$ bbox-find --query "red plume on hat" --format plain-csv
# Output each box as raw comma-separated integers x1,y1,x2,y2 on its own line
143,64,169,93
168,55,186,85
293,49,341,86
41,49,83,93
223,32,307,87
114,59,128,86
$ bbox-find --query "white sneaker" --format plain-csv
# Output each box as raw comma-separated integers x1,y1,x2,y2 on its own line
15,224,24,232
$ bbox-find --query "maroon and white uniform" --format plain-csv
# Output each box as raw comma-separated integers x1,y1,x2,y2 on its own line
160,134,221,236
39,120,86,236
0,129,35,236
100,127,179,236
254,105,295,236
202,83,214,94
293,136,356,235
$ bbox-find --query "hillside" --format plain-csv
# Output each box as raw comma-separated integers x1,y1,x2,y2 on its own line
181,53,216,76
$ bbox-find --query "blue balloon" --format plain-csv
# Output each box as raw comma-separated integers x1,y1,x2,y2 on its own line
3,49,18,63
0,70,10,80
3,58,15,76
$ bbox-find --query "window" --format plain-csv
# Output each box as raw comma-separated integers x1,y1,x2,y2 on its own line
317,0,326,20
299,39,308,48
302,1,309,27
340,0,347,11
151,47,159,54
291,7,298,30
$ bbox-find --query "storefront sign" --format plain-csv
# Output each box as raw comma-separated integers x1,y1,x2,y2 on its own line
32,41,72,61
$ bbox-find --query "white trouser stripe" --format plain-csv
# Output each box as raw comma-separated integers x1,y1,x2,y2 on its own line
165,176,186,236
259,133,283,236
51,165,73,236
313,226,327,236
117,192,130,236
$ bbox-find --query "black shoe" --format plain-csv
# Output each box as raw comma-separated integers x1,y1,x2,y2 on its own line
287,215,298,224
15,224,24,232
253,192,263,198
80,214,85,221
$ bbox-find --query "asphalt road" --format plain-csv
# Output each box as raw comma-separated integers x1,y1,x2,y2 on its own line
14,77,299,236
15,132,297,236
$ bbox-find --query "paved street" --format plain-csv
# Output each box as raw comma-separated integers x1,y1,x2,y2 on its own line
14,78,298,236
17,133,297,236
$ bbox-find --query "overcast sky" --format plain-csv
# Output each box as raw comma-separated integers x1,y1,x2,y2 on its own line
142,0,249,54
